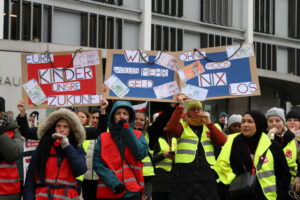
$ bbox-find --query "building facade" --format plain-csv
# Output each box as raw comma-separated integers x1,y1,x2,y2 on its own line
1,0,300,121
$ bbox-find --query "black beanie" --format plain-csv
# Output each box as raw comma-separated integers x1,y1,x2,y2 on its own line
0,97,5,112
244,110,267,134
286,110,300,121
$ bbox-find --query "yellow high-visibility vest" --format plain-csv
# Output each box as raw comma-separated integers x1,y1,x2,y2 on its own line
283,139,297,183
142,132,155,176
155,136,177,172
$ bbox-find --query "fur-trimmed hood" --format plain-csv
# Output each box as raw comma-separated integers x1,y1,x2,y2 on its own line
37,108,85,145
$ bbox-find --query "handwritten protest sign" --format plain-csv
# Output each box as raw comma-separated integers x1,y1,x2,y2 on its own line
104,50,179,102
176,43,260,100
21,50,103,108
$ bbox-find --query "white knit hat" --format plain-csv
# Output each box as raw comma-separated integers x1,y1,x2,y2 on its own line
227,114,242,128
266,107,286,123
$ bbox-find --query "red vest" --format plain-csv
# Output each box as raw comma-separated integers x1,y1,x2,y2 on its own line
34,146,79,200
0,130,21,195
97,130,144,199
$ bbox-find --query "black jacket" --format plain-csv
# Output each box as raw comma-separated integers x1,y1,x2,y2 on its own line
229,134,291,200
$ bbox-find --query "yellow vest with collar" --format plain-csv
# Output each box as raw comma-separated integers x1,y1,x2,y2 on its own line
155,137,177,172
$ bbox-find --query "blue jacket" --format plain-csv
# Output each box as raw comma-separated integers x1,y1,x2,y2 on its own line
93,101,148,199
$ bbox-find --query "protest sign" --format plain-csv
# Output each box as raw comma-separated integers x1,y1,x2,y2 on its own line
104,50,180,102
21,50,103,108
177,43,260,100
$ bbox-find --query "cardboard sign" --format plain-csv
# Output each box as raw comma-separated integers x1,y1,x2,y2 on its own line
177,43,260,100
21,50,103,108
104,50,179,102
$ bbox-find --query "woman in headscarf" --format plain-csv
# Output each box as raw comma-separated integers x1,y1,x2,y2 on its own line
23,108,87,200
215,110,291,200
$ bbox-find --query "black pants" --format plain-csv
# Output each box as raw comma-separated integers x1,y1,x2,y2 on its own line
82,179,98,200
99,195,141,200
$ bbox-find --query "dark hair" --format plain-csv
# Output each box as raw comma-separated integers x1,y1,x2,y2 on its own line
91,110,99,115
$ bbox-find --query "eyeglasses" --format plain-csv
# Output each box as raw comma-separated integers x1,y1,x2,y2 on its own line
189,108,202,112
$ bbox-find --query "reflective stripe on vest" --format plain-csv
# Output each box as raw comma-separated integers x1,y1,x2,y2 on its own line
155,137,177,172
283,139,298,183
36,192,81,200
175,120,216,166
97,130,144,199
214,133,277,200
0,130,21,195
142,132,155,176
35,146,79,199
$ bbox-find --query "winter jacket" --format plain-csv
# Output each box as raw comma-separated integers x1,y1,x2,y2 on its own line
93,101,148,199
0,116,23,200
23,108,87,200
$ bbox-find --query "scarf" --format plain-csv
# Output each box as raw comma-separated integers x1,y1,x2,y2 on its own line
0,113,10,128
188,118,203,126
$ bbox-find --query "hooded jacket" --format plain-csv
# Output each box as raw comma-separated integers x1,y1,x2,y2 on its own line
24,108,87,200
93,101,148,199
0,115,23,200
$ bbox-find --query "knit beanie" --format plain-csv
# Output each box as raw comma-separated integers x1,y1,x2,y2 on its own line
0,97,5,112
266,107,286,123
286,110,300,121
219,112,228,118
186,101,203,112
227,114,242,127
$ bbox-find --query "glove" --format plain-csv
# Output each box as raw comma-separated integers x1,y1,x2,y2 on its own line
118,119,129,129
52,133,70,149
114,184,126,194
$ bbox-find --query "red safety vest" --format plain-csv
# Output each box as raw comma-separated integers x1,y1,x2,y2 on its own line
0,130,21,195
97,130,144,199
34,146,79,200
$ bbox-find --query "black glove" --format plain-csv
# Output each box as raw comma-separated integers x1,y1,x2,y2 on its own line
114,184,126,194
118,119,127,126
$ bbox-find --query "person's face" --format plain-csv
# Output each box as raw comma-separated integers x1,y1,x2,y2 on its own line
77,112,88,125
219,116,226,124
134,113,146,130
267,116,285,134
188,106,202,119
29,115,35,122
286,118,300,130
55,119,70,136
92,112,99,126
229,122,241,133
241,114,257,137
114,108,130,124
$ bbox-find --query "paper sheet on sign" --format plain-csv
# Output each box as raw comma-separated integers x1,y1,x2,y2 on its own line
181,84,208,101
226,43,254,60
229,82,257,95
105,74,130,98
23,79,47,105
155,52,178,71
177,60,205,82
73,51,100,68
153,81,180,99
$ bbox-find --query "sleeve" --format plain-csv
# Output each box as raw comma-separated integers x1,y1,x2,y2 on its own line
167,106,184,138
123,127,148,161
270,141,291,200
206,123,227,147
23,150,38,200
85,113,108,140
63,145,87,177
152,142,164,163
0,129,24,163
296,158,300,177
93,136,122,191
147,104,176,149
16,114,38,140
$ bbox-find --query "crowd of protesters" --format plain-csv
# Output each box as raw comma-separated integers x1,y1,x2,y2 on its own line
1,94,300,200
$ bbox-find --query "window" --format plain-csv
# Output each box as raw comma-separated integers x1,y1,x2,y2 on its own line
288,0,300,39
151,24,183,51
89,14,97,47
92,0,123,6
200,0,232,26
254,0,275,34
288,48,300,76
152,0,183,17
254,42,277,71
199,34,232,48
